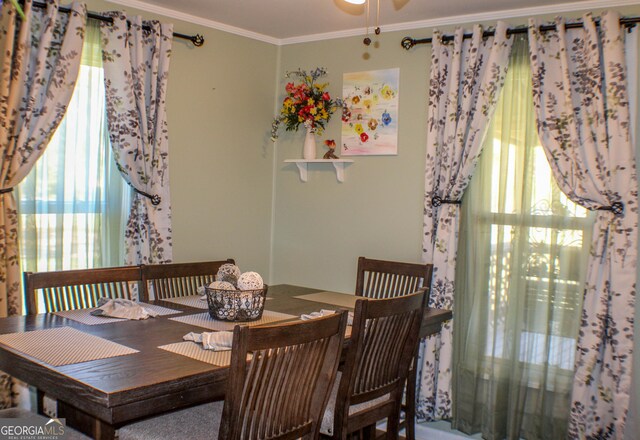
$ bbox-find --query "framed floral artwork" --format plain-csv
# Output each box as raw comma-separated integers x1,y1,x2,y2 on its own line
341,68,399,156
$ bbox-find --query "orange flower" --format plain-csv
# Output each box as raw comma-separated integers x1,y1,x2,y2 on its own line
324,139,336,149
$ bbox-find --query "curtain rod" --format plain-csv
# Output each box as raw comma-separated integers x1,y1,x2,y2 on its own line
31,1,205,47
400,16,640,50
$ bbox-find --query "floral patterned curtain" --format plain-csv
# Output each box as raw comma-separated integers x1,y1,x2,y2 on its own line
0,0,86,406
418,22,512,421
100,13,173,265
528,11,637,438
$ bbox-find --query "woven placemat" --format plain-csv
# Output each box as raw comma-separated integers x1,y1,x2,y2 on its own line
293,292,358,309
0,327,138,367
158,341,232,366
168,310,295,331
162,295,273,310
161,295,209,309
54,303,181,325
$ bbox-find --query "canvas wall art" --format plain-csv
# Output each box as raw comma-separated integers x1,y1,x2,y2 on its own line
341,68,399,156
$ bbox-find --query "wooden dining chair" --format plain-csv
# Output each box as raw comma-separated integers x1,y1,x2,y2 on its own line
355,256,433,299
355,256,433,440
141,259,235,300
118,311,349,440
320,291,426,440
23,265,143,316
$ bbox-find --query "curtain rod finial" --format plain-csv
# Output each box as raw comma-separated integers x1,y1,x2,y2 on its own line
191,34,205,47
401,37,415,50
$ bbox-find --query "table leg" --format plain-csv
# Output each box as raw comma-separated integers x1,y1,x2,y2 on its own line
405,358,417,440
399,354,418,440
58,401,116,440
36,389,46,415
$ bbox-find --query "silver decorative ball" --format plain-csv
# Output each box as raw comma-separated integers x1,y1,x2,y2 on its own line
208,281,236,290
216,264,242,285
237,271,264,290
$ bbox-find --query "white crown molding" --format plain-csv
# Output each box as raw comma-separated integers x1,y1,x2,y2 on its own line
105,0,281,45
281,0,640,45
107,0,640,46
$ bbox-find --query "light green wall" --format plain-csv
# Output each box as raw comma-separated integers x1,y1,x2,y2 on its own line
85,0,278,277
272,5,640,295
272,33,430,292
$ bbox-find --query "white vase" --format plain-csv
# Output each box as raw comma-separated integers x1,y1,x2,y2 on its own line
303,126,316,160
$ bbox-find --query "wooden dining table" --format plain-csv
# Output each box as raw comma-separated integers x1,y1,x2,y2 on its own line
0,284,452,439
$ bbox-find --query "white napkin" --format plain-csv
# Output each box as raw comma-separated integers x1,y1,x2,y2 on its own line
301,309,353,325
183,331,234,351
301,309,336,320
90,298,158,320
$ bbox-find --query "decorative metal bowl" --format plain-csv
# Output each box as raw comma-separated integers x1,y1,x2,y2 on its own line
203,284,268,321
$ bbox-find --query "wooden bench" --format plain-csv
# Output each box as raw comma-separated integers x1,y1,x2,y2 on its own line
23,266,143,316
23,259,235,315
141,259,235,300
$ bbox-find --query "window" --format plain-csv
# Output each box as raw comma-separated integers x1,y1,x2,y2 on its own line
452,35,593,439
16,19,130,274
482,125,591,372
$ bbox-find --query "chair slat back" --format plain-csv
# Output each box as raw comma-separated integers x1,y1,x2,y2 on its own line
23,266,143,315
355,256,433,300
141,259,235,300
331,292,425,436
220,312,348,440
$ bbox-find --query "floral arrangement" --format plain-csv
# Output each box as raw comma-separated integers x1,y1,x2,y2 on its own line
271,67,342,141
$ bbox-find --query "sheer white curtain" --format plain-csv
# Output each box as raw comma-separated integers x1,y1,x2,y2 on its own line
16,19,130,274
454,35,593,439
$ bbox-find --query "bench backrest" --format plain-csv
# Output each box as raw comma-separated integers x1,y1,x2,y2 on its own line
23,266,143,316
141,259,236,300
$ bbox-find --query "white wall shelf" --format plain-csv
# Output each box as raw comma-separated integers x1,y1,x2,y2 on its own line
284,159,354,183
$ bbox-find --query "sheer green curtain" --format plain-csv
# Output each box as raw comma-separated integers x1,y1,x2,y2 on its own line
16,19,130,274
452,35,594,440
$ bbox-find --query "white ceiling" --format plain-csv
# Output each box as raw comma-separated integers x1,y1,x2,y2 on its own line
108,0,637,44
